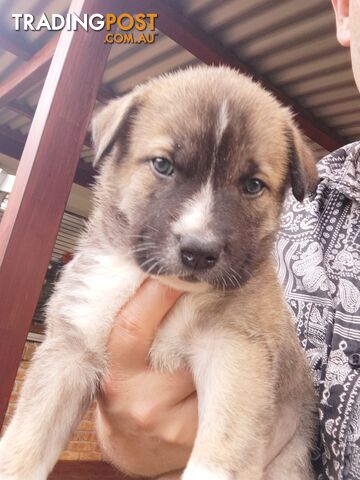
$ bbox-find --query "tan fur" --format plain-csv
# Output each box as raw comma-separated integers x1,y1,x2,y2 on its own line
0,67,317,480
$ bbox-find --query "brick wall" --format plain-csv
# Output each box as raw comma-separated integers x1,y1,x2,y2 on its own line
2,341,103,462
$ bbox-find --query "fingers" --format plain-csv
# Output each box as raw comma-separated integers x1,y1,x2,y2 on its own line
99,367,195,418
108,279,182,370
133,369,196,406
157,393,198,448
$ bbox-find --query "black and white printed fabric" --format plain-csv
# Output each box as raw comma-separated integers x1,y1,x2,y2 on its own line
276,141,360,480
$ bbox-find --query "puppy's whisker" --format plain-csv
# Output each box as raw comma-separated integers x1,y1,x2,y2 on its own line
127,234,154,241
129,245,158,254
144,225,160,233
229,267,243,283
139,257,157,268
129,249,156,256
147,261,162,275
156,265,165,276
221,267,236,288
129,241,157,247
228,267,242,288
127,233,153,238
129,241,158,248
227,273,237,289
238,265,253,280
139,256,160,271
215,273,226,292
230,274,238,287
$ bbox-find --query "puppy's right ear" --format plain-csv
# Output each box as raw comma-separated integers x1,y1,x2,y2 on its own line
287,124,319,201
91,92,140,167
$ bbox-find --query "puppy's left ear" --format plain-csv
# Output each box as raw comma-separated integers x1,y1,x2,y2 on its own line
91,91,140,167
287,125,319,201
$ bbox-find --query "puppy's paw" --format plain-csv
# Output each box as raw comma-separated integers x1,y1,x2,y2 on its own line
182,463,233,480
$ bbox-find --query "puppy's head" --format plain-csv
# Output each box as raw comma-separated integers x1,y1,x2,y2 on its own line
92,66,318,290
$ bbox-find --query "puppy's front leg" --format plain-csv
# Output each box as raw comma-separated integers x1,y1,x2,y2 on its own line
0,252,143,480
0,330,104,480
184,333,275,480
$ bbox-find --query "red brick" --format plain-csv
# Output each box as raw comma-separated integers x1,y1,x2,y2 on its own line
59,451,80,461
77,420,95,431
79,452,103,461
71,431,97,442
68,442,98,452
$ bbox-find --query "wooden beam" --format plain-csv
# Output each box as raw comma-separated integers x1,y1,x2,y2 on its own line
0,34,59,109
5,101,94,149
0,31,35,60
0,0,112,427
0,129,24,159
0,127,95,188
128,0,345,151
7,100,35,119
0,34,115,110
0,125,27,144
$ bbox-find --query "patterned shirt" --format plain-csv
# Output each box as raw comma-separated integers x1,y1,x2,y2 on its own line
276,141,360,480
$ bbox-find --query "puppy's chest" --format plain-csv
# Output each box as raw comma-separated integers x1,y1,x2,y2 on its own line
149,294,224,373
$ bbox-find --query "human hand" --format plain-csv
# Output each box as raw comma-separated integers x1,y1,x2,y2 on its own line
96,279,197,478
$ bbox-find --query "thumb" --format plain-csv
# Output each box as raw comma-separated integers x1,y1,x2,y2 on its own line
108,279,182,371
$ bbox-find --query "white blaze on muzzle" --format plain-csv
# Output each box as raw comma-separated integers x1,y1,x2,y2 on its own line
172,181,215,240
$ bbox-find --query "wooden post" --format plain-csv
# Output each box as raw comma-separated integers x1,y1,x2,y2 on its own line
0,0,113,427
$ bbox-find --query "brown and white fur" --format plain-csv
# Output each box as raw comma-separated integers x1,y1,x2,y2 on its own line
0,66,317,480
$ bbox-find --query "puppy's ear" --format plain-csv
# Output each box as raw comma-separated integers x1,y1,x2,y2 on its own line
287,125,318,201
91,92,140,167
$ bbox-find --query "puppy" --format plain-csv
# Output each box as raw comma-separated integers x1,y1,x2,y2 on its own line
0,66,317,480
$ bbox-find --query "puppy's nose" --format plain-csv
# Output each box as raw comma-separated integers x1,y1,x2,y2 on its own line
179,235,222,271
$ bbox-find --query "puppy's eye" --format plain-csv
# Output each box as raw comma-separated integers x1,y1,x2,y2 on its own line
151,157,174,177
243,178,265,195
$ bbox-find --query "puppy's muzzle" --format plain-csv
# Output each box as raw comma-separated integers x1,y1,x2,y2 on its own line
179,234,223,271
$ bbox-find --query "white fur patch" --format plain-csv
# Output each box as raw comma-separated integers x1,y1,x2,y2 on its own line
215,100,229,148
173,182,214,237
182,463,232,480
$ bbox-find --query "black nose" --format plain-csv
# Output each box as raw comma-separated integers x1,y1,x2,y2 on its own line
179,235,222,271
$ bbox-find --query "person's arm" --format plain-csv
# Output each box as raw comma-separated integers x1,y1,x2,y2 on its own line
96,279,298,478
